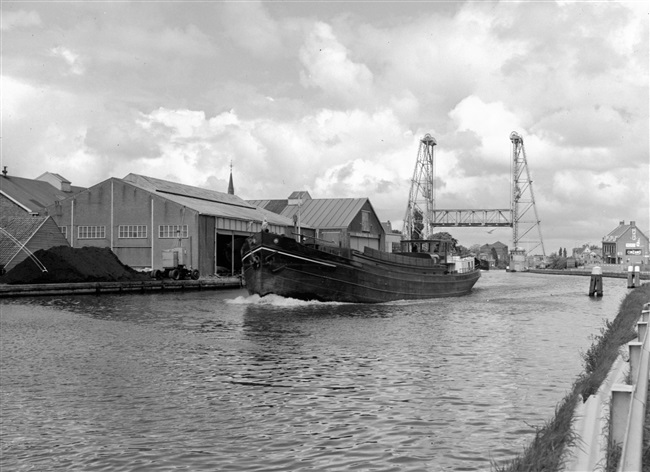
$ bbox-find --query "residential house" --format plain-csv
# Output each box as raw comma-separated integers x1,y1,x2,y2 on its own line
602,220,649,266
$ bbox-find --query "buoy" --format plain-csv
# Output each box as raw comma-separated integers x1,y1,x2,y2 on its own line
589,266,603,297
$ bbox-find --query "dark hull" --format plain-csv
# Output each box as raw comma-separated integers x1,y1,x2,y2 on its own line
241,232,481,303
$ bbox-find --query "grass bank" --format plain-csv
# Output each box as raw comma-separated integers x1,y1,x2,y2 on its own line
493,283,650,472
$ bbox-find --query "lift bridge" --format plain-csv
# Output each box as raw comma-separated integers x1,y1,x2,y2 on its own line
402,132,546,257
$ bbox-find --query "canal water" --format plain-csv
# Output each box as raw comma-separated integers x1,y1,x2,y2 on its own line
1,271,630,471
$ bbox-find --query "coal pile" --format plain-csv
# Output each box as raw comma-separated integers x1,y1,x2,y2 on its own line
0,246,150,285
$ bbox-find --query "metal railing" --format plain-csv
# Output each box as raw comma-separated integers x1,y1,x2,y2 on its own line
564,302,649,471
611,302,649,471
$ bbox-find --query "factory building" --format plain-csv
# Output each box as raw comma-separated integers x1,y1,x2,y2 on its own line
43,173,295,276
1,169,83,274
602,220,649,266
249,191,385,252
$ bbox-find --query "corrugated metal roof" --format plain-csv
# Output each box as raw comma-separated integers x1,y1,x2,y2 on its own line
249,197,369,228
282,198,367,228
0,175,78,212
123,174,255,209
248,199,288,214
124,174,294,227
0,216,48,266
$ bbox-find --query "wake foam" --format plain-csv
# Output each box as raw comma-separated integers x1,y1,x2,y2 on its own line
227,294,346,307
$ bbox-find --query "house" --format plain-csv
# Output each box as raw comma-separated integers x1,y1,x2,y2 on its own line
572,246,602,265
602,220,649,266
249,191,385,252
0,215,70,274
381,221,402,253
42,173,295,276
479,241,509,268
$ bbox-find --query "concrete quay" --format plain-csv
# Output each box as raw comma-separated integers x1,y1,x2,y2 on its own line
0,276,243,298
528,268,650,280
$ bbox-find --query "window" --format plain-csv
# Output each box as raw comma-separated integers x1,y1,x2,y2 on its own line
119,225,147,239
159,225,189,239
78,226,106,239
60,226,67,239
361,211,370,232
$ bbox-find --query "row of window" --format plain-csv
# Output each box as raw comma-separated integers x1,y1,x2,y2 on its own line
60,225,189,240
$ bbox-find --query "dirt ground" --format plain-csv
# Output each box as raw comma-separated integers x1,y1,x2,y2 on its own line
0,246,150,285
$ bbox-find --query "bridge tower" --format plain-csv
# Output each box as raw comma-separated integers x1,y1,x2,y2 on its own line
510,131,546,256
402,134,437,239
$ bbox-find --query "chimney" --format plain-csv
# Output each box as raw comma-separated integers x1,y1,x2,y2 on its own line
630,221,636,227
2,166,7,177
619,220,625,225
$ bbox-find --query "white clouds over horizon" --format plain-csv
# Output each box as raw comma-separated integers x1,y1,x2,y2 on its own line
1,0,648,251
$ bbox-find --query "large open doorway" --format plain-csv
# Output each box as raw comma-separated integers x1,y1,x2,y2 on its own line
216,233,248,275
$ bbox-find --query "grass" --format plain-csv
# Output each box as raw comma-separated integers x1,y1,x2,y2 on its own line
493,283,650,472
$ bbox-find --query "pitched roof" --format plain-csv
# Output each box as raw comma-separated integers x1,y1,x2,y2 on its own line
287,191,311,201
250,197,369,229
0,216,48,266
122,174,294,227
603,221,647,242
36,172,70,184
0,175,77,213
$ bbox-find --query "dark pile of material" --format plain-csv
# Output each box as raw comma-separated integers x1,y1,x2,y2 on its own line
0,246,150,285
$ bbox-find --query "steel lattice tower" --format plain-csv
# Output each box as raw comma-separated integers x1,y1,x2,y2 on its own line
510,131,546,256
402,134,437,240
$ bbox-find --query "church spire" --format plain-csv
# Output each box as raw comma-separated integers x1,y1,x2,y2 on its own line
227,161,234,195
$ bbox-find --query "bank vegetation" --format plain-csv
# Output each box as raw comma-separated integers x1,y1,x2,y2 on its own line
493,282,650,472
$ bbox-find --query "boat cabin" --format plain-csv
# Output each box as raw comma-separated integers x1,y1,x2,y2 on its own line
400,239,452,257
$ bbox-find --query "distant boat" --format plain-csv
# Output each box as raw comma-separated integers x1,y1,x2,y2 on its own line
241,232,480,303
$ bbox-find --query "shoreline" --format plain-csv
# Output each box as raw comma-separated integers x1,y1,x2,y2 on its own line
0,276,243,298
526,268,650,280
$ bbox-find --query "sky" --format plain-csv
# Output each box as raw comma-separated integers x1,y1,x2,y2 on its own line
1,0,648,255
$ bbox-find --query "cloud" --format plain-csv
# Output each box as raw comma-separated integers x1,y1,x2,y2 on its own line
299,22,374,104
219,1,283,58
1,10,41,30
50,46,85,75
1,1,647,253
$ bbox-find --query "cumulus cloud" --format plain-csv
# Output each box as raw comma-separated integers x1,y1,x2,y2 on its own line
299,22,374,104
50,46,85,75
1,1,647,251
219,1,283,58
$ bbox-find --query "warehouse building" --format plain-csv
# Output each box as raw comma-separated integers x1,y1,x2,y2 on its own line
249,191,385,251
43,173,295,276
1,170,82,274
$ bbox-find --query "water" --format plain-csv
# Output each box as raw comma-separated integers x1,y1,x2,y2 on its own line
0,271,630,471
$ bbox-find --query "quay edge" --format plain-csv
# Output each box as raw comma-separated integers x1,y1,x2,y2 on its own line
0,277,243,298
